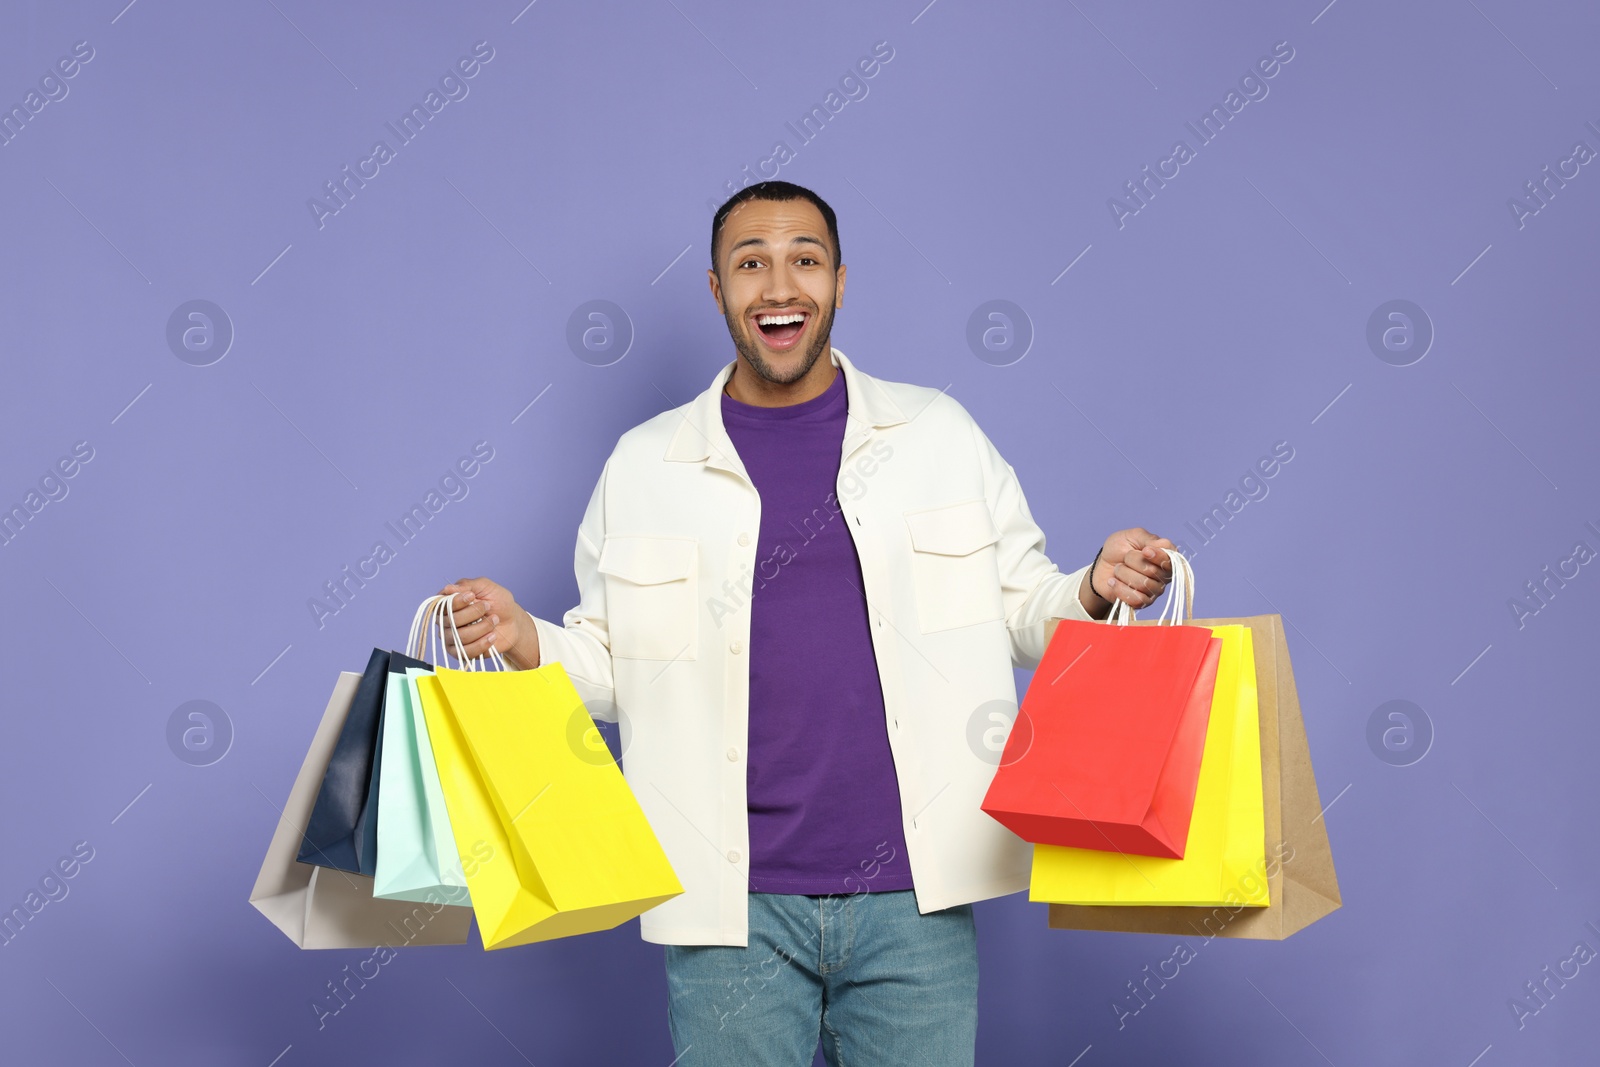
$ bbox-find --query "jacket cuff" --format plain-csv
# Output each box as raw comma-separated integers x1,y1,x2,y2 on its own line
1055,562,1097,623
528,611,563,669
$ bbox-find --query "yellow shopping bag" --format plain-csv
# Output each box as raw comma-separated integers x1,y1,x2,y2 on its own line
1029,624,1269,907
415,661,683,949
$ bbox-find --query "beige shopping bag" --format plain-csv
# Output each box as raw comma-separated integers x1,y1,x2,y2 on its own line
1045,614,1342,940
249,672,474,949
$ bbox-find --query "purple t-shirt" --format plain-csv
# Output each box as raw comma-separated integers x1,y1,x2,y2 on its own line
721,367,913,894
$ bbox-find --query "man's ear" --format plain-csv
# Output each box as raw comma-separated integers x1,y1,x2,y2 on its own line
707,267,724,313
835,263,846,308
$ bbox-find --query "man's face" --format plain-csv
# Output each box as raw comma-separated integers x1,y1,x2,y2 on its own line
708,198,845,386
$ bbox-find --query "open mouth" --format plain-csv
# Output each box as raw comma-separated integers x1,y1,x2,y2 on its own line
752,310,809,350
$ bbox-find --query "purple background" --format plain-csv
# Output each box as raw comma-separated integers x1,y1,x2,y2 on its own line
2,1,1597,1064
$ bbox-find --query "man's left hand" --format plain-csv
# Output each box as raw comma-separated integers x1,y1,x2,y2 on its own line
1080,528,1178,615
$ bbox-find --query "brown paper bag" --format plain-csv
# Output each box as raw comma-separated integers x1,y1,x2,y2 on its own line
250,672,475,949
1042,614,1342,940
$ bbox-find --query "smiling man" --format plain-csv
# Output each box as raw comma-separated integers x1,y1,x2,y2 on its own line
709,192,840,404
437,180,1177,1066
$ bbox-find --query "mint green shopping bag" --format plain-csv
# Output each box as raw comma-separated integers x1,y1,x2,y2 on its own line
372,597,471,904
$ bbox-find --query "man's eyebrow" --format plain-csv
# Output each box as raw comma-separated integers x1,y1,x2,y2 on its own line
728,234,829,257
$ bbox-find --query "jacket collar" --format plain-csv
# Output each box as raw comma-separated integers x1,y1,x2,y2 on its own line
663,347,908,478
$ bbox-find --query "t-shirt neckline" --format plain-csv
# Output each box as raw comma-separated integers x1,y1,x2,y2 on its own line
721,362,845,421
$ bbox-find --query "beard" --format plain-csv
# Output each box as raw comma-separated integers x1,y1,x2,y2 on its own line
724,297,836,386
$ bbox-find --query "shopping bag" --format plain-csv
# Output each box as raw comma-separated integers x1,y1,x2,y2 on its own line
374,597,471,903
249,671,474,949
1047,613,1343,940
297,646,427,875
1030,623,1267,906
414,604,683,949
982,551,1223,859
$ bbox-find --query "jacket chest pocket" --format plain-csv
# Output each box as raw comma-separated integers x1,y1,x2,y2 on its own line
903,499,1006,633
597,536,699,661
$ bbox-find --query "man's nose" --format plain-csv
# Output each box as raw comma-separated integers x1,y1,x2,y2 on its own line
762,262,802,303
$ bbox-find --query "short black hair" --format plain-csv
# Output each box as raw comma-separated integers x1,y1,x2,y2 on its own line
711,181,841,276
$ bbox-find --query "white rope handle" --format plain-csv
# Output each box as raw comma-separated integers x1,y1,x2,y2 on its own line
1106,547,1194,627
438,592,507,672
405,593,507,670
408,594,453,662
407,595,441,659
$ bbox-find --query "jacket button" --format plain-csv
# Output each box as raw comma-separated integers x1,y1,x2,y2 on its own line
738,532,750,546
727,849,741,863
727,747,739,761
730,639,743,654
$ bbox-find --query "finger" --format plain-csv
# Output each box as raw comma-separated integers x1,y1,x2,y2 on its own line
445,589,487,617
1122,527,1157,550
1113,560,1165,598
450,610,492,634
1116,546,1169,585
1128,530,1179,561
453,633,491,659
447,602,495,636
450,592,488,618
444,612,496,654
1123,553,1172,582
1118,576,1160,608
451,577,493,601
437,584,475,607
461,626,501,660
1113,585,1155,610
1141,540,1176,570
467,612,499,636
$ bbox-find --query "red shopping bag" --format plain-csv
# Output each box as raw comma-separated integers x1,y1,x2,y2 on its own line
981,551,1221,859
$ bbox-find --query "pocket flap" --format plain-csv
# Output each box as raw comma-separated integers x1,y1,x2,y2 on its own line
597,536,697,585
904,499,1001,556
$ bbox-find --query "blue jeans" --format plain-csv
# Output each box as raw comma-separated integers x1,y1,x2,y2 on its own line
663,890,978,1066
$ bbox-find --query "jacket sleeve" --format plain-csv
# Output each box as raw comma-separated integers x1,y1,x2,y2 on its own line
970,415,1096,671
526,455,619,721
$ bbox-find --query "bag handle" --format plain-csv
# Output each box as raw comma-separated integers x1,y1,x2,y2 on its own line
1106,547,1194,626
406,594,508,671
436,593,507,671
407,595,441,659
407,594,457,662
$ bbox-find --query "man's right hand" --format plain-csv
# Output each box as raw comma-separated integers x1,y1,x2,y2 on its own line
436,577,540,669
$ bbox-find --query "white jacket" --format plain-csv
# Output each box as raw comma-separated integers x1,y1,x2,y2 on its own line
529,347,1096,946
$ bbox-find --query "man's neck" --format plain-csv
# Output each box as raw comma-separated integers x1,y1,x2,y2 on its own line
724,351,837,407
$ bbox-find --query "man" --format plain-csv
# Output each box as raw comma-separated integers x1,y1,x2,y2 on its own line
438,181,1176,1065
